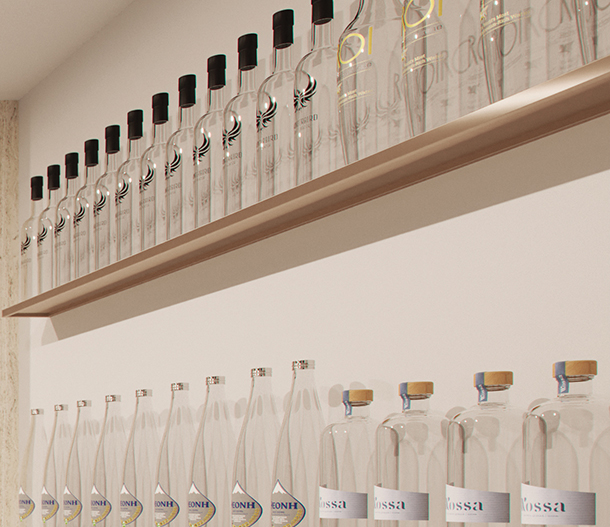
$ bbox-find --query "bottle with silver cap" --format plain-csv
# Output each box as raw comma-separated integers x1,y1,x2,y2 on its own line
38,165,61,293
447,371,521,526
232,368,280,527
121,389,159,527
272,360,324,527
155,383,195,527
19,409,47,527
21,175,43,300
319,389,376,527
56,153,81,286
190,376,235,527
523,360,608,526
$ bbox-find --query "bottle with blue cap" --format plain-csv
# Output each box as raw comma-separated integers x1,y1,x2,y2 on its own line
523,360,609,526
19,409,47,527
21,175,43,300
56,153,81,286
447,371,521,526
37,165,61,293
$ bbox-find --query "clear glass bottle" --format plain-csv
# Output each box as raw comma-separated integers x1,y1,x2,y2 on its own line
575,0,610,64
190,376,235,527
320,389,376,527
155,383,195,527
257,10,296,200
20,175,43,300
19,409,47,527
141,93,170,251
224,34,259,214
446,372,520,526
376,382,446,525
295,0,342,184
121,389,159,527
232,368,280,527
56,153,80,286
91,395,127,527
166,75,197,239
523,360,607,526
272,361,324,527
37,165,61,294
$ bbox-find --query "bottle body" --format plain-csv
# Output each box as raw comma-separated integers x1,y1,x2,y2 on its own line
19,410,48,527
116,141,142,260
37,193,59,293
20,205,39,300
575,0,610,64
74,167,98,278
56,178,80,286
141,124,168,250
94,154,121,269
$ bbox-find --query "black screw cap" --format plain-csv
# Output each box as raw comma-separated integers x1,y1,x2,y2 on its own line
105,125,120,154
238,34,258,71
47,165,61,191
84,139,99,167
65,153,79,179
312,0,333,24
152,92,169,124
31,176,44,201
273,9,294,49
128,110,144,140
179,74,196,108
207,55,227,90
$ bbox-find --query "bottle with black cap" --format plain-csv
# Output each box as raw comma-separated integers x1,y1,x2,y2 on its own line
141,93,170,250
37,164,61,293
94,125,122,270
257,9,297,200
56,153,80,286
194,54,227,225
116,110,144,260
224,33,259,214
20,175,44,300
295,0,341,184
166,74,197,239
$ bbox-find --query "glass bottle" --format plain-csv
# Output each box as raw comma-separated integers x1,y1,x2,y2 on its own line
121,389,159,527
446,371,520,526
74,140,99,278
155,383,195,527
166,75,197,239
523,360,607,526
272,361,324,527
295,0,342,184
376,382,446,525
20,175,43,300
56,153,80,286
94,125,121,270
337,0,406,164
141,93,170,251
116,110,144,260
257,10,296,200
224,34,259,214
232,368,280,527
37,165,61,294
190,376,235,527
19,409,47,527
575,0,610,64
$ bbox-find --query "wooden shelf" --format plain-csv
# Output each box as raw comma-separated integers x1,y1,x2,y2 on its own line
5,56,610,318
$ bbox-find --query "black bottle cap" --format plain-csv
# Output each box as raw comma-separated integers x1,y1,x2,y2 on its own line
152,92,169,124
179,74,196,108
273,9,294,49
84,139,99,167
30,176,43,201
207,54,227,90
312,0,333,24
127,110,144,140
65,153,79,179
238,33,258,71
105,125,120,154
47,165,61,191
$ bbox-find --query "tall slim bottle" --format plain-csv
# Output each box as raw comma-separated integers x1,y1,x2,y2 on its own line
540,0,582,80
20,175,43,300
272,361,324,527
19,409,47,527
56,153,80,286
37,165,61,293
575,0,610,64
232,368,280,527
257,10,296,200
224,34,259,214
141,94,170,250
166,75,197,239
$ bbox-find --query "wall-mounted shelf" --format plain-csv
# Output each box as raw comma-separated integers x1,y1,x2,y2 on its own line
4,56,610,318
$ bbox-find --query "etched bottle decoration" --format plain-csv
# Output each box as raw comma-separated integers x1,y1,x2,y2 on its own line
155,383,195,527
56,153,80,286
224,34,259,214
141,93,170,250
294,0,342,184
19,409,47,527
257,10,296,200
20,175,43,300
272,361,324,527
37,165,61,294
190,377,235,527
523,360,607,526
166,75,197,239
121,389,159,527
194,55,227,225
376,382,446,525
540,0,582,80
320,389,376,527
447,372,521,526
232,368,280,527
575,0,610,65
94,125,121,269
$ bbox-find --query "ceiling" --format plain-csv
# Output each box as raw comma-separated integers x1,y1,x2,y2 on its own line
0,0,137,100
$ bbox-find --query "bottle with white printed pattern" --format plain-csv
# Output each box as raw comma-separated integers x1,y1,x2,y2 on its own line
376,382,447,526
20,176,43,300
56,153,80,286
575,0,610,65
19,409,47,527
447,372,521,526
37,165,61,294
523,360,608,527
320,389,376,527
232,368,280,527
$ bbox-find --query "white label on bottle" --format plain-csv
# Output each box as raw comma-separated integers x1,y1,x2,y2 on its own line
445,485,510,523
271,480,306,527
19,487,35,520
41,486,59,522
155,483,180,526
521,484,596,525
188,483,216,527
319,487,367,519
373,486,428,521
91,485,112,525
63,486,83,524
120,484,143,525
232,481,262,527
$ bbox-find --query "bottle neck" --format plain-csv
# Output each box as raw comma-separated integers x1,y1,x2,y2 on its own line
104,401,122,423
238,68,257,94
206,383,227,404
250,375,274,397
171,389,190,408
86,164,100,185
180,106,196,129
44,189,60,209
557,375,594,398
273,45,293,73
312,20,333,50
105,151,121,173
153,122,169,145
208,86,226,113
76,406,93,430
128,137,143,160
402,394,431,413
477,386,510,406
344,402,371,418
30,199,41,218
292,368,317,391
65,177,79,197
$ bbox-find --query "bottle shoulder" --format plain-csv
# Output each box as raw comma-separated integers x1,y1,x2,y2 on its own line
258,71,296,99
